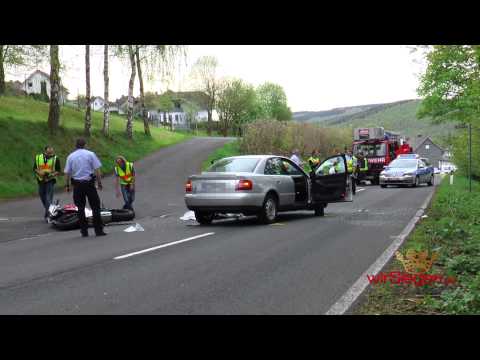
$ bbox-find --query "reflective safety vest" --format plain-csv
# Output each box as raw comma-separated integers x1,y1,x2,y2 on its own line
308,156,320,168
346,155,357,173
359,158,368,171
35,154,57,182
115,161,134,185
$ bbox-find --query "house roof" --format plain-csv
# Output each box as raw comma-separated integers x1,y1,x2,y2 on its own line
411,135,445,153
25,70,69,93
26,70,50,81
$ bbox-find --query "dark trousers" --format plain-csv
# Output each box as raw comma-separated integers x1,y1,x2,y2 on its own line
72,179,103,235
38,181,55,217
356,171,367,185
120,184,135,210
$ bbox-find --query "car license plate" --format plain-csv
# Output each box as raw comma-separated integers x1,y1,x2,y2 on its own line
200,183,225,193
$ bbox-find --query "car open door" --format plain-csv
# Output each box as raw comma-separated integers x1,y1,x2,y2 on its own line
310,154,352,203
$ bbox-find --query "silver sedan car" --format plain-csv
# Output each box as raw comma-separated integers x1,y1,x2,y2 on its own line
185,155,353,224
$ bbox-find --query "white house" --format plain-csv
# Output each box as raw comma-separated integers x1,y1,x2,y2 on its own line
90,96,105,111
22,70,69,104
147,107,219,129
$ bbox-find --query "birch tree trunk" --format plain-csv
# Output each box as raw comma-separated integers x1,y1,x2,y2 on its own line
48,45,60,134
84,45,91,137
207,109,212,136
103,45,110,137
135,45,151,137
0,46,5,96
126,45,136,140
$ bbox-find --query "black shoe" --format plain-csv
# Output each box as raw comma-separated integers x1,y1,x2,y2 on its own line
81,231,89,237
95,231,107,237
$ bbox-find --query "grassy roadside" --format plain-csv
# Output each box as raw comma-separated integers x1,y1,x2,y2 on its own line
0,96,191,200
353,175,480,315
201,140,242,171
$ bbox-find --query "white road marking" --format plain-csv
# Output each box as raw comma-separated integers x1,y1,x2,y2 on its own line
356,188,365,193
114,232,215,260
325,188,436,315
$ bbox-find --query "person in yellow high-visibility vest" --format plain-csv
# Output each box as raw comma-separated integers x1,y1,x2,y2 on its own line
307,149,321,172
345,149,357,195
355,151,368,185
114,155,136,211
33,145,61,221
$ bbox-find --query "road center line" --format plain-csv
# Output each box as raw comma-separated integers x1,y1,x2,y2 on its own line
114,232,215,260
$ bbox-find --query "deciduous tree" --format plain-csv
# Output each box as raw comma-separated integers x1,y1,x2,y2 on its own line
134,45,186,137
84,45,92,137
217,78,256,137
47,45,61,134
256,82,292,121
126,45,136,140
190,56,218,136
103,45,110,137
417,45,480,178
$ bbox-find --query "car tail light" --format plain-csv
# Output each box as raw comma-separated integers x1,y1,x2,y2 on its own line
236,179,253,191
185,180,192,192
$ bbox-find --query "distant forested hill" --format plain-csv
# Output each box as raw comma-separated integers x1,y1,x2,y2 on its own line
292,99,458,147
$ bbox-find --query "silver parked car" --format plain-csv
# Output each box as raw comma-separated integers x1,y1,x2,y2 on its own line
185,155,353,225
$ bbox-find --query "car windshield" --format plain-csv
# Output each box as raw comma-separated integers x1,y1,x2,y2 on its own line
207,158,260,173
388,159,417,169
353,143,386,156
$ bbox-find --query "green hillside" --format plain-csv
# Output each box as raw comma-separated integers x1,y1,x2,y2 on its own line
0,96,191,199
293,100,458,146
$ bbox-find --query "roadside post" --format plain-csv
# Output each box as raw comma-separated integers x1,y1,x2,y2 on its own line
450,173,454,185
469,123,472,192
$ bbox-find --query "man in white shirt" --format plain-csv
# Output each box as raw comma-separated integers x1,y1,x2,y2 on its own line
290,149,303,167
64,138,106,237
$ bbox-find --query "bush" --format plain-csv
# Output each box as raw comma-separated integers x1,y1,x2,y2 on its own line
452,129,480,180
239,119,351,159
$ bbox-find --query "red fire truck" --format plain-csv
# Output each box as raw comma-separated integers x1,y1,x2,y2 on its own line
352,127,412,185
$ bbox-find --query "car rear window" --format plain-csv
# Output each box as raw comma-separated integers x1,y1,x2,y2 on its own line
207,158,260,173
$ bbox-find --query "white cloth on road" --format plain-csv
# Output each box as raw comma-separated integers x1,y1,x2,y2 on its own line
124,223,145,232
180,211,196,221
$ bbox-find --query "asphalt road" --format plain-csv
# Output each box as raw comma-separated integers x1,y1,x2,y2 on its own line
0,139,439,314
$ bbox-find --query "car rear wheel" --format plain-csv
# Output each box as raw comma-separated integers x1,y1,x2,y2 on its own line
258,194,278,224
195,211,214,225
427,175,434,186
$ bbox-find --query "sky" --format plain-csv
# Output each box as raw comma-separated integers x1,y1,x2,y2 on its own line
6,45,427,112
